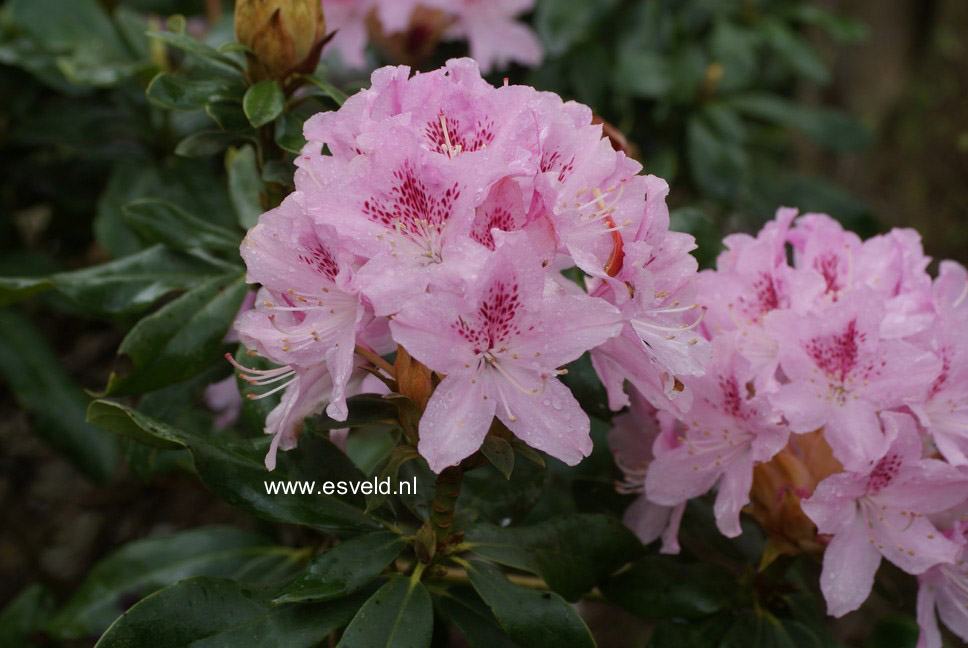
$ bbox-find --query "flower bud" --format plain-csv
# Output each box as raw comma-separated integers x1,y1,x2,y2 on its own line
747,429,842,559
234,0,326,82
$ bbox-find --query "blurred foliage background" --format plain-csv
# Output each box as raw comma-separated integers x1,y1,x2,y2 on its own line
0,0,965,646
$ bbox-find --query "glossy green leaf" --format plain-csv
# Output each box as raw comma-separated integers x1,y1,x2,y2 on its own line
243,80,285,128
337,577,433,648
0,276,53,306
481,435,514,480
274,112,307,153
647,614,733,648
719,611,819,648
0,308,119,482
87,400,380,533
9,0,125,57
146,29,243,71
49,245,229,317
686,113,748,202
599,555,736,620
304,74,347,106
466,514,642,601
273,531,406,604
226,145,264,230
176,130,254,158
438,588,520,648
146,72,244,111
122,199,241,252
103,273,247,396
95,577,364,648
48,527,303,640
0,584,55,648
307,394,400,431
560,353,611,421
466,561,594,648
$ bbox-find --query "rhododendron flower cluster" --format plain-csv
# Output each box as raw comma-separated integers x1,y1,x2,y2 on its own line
324,0,542,72
234,59,709,478
612,209,968,646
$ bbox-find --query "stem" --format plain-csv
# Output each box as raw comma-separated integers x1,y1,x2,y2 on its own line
430,466,463,542
354,345,396,377
427,561,608,602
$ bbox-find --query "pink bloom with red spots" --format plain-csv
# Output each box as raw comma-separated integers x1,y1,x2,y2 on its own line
916,522,968,648
801,413,968,618
390,236,622,471
644,334,789,538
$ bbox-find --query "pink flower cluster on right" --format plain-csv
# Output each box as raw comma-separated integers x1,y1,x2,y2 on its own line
611,208,968,644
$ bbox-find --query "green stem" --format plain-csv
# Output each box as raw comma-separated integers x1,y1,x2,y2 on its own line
430,465,463,543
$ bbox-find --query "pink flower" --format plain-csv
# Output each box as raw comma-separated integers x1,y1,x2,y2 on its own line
909,261,968,466
801,413,968,617
916,523,968,648
609,389,685,553
767,288,941,471
644,334,789,537
390,235,622,472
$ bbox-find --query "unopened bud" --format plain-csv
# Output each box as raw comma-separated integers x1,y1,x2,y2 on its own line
394,345,434,412
234,0,326,82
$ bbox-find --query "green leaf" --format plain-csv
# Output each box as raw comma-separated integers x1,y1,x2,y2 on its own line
337,577,433,648
304,74,348,106
274,112,307,153
243,80,285,128
103,274,248,396
0,276,53,306
560,353,611,421
686,112,748,202
146,29,243,72
466,514,642,602
0,584,55,647
122,199,241,252
612,51,672,99
176,130,253,158
9,0,125,57
719,611,813,648
535,0,621,56
729,93,872,151
146,72,244,111
647,614,733,648
226,145,264,230
708,20,759,92
481,435,514,479
51,245,229,317
87,400,380,533
273,532,407,604
95,577,364,648
0,308,119,482
307,394,400,431
599,555,735,620
760,18,829,84
48,527,303,640
466,561,595,648
438,588,520,648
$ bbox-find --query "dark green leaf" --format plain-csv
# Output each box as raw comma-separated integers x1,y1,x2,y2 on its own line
274,112,307,153
535,0,621,56
560,353,611,421
96,577,364,648
466,514,642,602
304,74,348,106
600,555,735,620
243,80,285,128
466,561,594,648
687,113,748,202
87,400,380,533
648,614,732,648
273,532,406,604
0,584,55,648
122,199,241,252
226,145,264,229
146,72,244,111
206,101,251,131
760,18,829,83
9,0,125,56
48,527,302,640
0,308,119,482
613,51,672,99
438,588,520,648
146,29,243,72
0,277,53,306
729,93,872,151
719,611,809,648
481,435,515,480
307,394,400,431
103,274,247,396
709,20,759,92
337,577,433,648
51,245,229,317
176,130,253,158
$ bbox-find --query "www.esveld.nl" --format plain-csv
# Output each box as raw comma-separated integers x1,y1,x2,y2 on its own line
263,477,418,496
